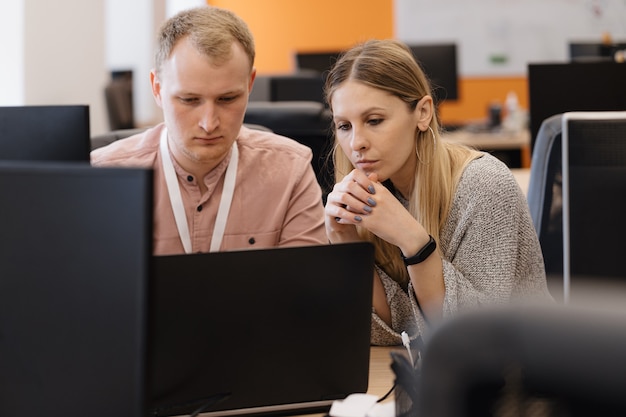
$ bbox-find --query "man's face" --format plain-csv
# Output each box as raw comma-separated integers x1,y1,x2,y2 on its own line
151,36,255,173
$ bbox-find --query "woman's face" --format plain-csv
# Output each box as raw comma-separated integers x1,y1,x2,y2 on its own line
331,80,421,189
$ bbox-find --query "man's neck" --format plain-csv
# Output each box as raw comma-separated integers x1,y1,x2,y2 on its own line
169,148,219,184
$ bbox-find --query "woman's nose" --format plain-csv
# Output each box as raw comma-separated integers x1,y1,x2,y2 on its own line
350,126,368,151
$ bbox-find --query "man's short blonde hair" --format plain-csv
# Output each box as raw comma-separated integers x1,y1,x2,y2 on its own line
154,6,255,75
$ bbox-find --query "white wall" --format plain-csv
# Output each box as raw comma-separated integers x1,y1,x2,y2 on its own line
105,0,206,128
0,0,196,135
0,0,25,106
106,0,162,127
12,0,620,134
0,0,108,135
395,0,626,77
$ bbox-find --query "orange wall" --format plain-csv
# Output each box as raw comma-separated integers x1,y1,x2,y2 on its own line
208,0,394,74
208,0,527,124
439,77,528,125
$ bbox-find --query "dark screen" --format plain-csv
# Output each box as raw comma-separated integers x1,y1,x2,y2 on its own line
295,51,342,74
569,41,626,61
149,243,374,417
269,74,326,104
0,105,90,161
296,45,459,104
0,162,153,417
408,43,459,103
528,62,626,153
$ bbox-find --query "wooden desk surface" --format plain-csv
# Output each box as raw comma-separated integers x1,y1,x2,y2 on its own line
366,346,397,399
295,347,398,417
442,128,531,168
189,347,399,417
442,128,530,150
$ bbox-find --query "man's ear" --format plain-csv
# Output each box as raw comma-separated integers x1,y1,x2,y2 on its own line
248,67,257,94
415,95,434,132
150,69,163,108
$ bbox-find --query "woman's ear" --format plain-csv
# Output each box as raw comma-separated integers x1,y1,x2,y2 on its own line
414,95,434,132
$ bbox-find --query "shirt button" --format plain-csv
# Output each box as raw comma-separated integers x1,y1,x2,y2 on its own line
248,237,255,245
187,175,193,182
196,205,202,212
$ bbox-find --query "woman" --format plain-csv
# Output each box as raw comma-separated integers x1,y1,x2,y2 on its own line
324,39,551,346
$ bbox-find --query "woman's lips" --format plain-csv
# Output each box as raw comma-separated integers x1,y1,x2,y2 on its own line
356,159,378,170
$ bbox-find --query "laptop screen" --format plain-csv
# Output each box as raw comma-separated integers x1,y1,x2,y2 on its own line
149,242,375,417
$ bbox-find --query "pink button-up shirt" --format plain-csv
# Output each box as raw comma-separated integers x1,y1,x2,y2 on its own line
91,124,327,255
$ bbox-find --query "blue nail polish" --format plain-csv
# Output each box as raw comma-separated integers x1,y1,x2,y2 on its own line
363,206,373,213
354,215,362,222
367,197,377,206
368,185,376,194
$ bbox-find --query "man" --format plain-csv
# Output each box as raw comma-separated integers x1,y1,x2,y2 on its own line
92,6,326,254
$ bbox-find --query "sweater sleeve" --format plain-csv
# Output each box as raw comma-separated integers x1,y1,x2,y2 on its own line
370,155,551,345
371,265,430,346
436,155,551,317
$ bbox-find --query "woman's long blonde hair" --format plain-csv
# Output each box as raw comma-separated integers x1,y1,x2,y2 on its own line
324,39,482,288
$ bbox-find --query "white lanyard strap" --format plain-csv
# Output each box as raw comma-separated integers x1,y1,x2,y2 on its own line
210,140,238,252
160,128,238,253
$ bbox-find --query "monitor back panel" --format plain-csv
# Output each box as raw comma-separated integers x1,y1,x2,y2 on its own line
528,62,626,152
269,75,325,104
561,112,626,299
149,242,374,417
0,105,90,161
408,43,459,103
0,162,153,417
295,51,342,74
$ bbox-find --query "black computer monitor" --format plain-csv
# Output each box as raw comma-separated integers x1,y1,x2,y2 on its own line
569,41,626,62
0,105,90,161
296,44,460,105
269,74,326,104
0,161,153,417
528,62,626,152
295,51,342,75
408,43,459,103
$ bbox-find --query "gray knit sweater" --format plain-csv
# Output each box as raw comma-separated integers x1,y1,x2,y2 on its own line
371,153,552,346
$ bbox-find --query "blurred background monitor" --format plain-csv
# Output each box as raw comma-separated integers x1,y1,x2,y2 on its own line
408,43,459,104
295,44,460,109
569,41,626,62
295,51,342,75
528,62,626,153
105,69,135,130
0,161,153,417
0,105,90,162
269,74,326,104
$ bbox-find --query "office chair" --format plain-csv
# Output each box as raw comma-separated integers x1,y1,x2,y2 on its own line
416,305,626,417
90,124,271,151
560,111,626,302
104,72,134,130
243,101,334,199
527,114,564,296
91,127,148,150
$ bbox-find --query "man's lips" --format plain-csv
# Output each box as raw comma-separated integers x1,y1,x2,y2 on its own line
194,135,222,143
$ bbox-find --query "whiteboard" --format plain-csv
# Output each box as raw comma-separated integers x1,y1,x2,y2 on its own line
395,0,626,76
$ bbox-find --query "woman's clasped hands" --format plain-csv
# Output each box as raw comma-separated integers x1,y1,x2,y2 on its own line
325,169,417,247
